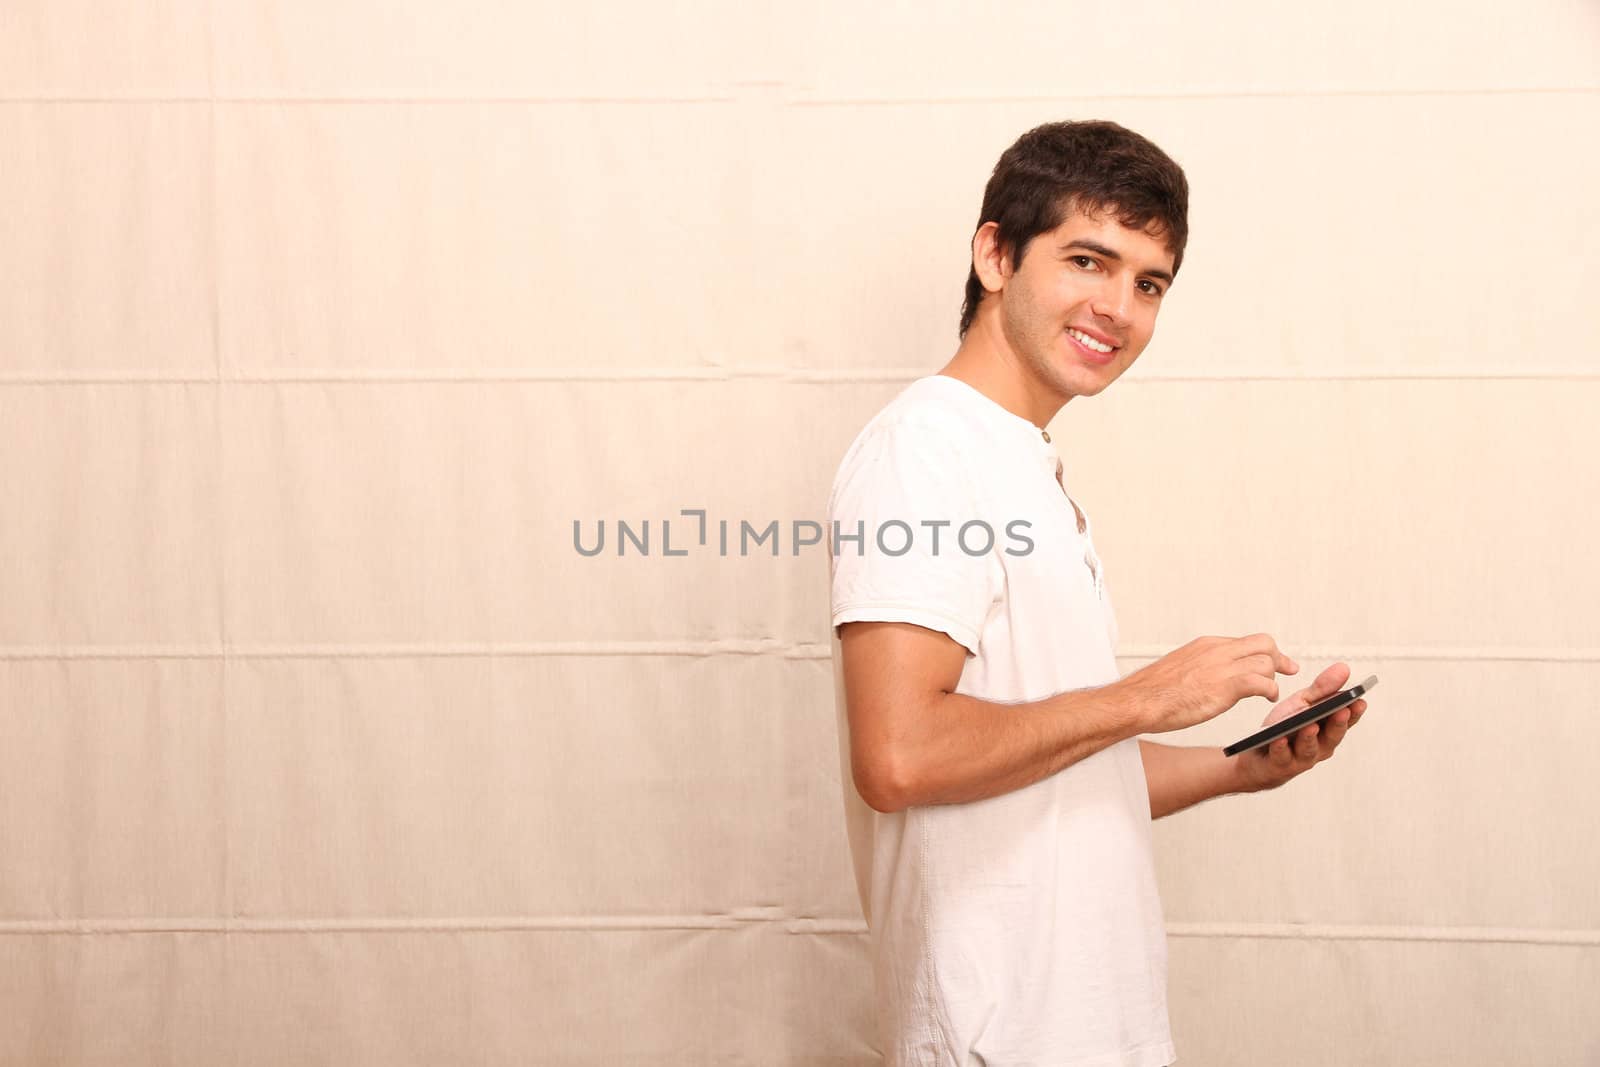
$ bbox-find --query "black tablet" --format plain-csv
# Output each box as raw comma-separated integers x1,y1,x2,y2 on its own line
1223,674,1378,757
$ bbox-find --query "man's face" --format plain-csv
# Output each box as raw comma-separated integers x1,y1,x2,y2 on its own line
995,208,1176,403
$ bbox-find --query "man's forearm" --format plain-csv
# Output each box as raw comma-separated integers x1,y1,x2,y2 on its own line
1138,740,1251,819
888,686,1142,810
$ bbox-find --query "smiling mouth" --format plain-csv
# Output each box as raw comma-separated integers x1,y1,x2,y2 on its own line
1066,327,1115,354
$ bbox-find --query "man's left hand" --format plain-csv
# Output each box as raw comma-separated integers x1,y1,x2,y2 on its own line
1233,661,1368,793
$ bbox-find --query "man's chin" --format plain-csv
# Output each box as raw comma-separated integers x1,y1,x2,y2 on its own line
1058,368,1116,399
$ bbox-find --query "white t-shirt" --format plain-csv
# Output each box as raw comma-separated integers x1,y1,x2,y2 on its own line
828,375,1173,1067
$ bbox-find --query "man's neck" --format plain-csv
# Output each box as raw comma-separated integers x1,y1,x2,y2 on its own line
938,322,1068,430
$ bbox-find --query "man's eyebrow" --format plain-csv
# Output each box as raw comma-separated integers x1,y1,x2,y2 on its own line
1061,239,1174,285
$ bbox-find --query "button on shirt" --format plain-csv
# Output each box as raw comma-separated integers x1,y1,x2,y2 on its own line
828,375,1173,1067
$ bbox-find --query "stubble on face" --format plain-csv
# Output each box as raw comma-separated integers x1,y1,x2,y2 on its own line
997,262,1081,403
994,209,1174,408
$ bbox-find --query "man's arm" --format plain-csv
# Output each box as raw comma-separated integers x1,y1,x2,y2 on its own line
1138,662,1369,819
841,621,1136,811
840,621,1295,813
1138,741,1240,819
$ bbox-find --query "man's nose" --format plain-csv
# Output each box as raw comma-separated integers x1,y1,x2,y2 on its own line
1090,279,1134,325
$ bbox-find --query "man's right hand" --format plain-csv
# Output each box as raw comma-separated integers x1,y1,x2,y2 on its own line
1113,634,1299,734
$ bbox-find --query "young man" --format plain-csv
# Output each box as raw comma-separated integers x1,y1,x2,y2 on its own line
827,121,1368,1066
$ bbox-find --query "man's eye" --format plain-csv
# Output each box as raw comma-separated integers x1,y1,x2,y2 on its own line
1070,255,1097,269
1137,280,1164,296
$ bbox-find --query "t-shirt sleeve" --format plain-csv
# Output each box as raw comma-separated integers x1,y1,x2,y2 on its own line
828,415,1002,657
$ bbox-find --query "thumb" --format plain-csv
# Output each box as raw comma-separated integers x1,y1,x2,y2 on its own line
1309,662,1351,699
1263,662,1350,726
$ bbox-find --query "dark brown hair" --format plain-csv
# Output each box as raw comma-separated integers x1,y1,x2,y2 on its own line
959,120,1189,337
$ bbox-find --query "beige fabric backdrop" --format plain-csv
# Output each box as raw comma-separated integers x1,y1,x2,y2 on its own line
2,2,1597,1064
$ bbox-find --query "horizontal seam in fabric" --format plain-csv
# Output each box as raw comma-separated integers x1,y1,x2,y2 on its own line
2,918,1595,945
4,644,1597,663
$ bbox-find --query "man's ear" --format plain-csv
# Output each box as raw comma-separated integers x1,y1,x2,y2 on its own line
971,221,1011,295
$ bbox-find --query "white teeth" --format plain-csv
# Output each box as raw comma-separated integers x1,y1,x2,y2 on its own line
1067,328,1113,354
